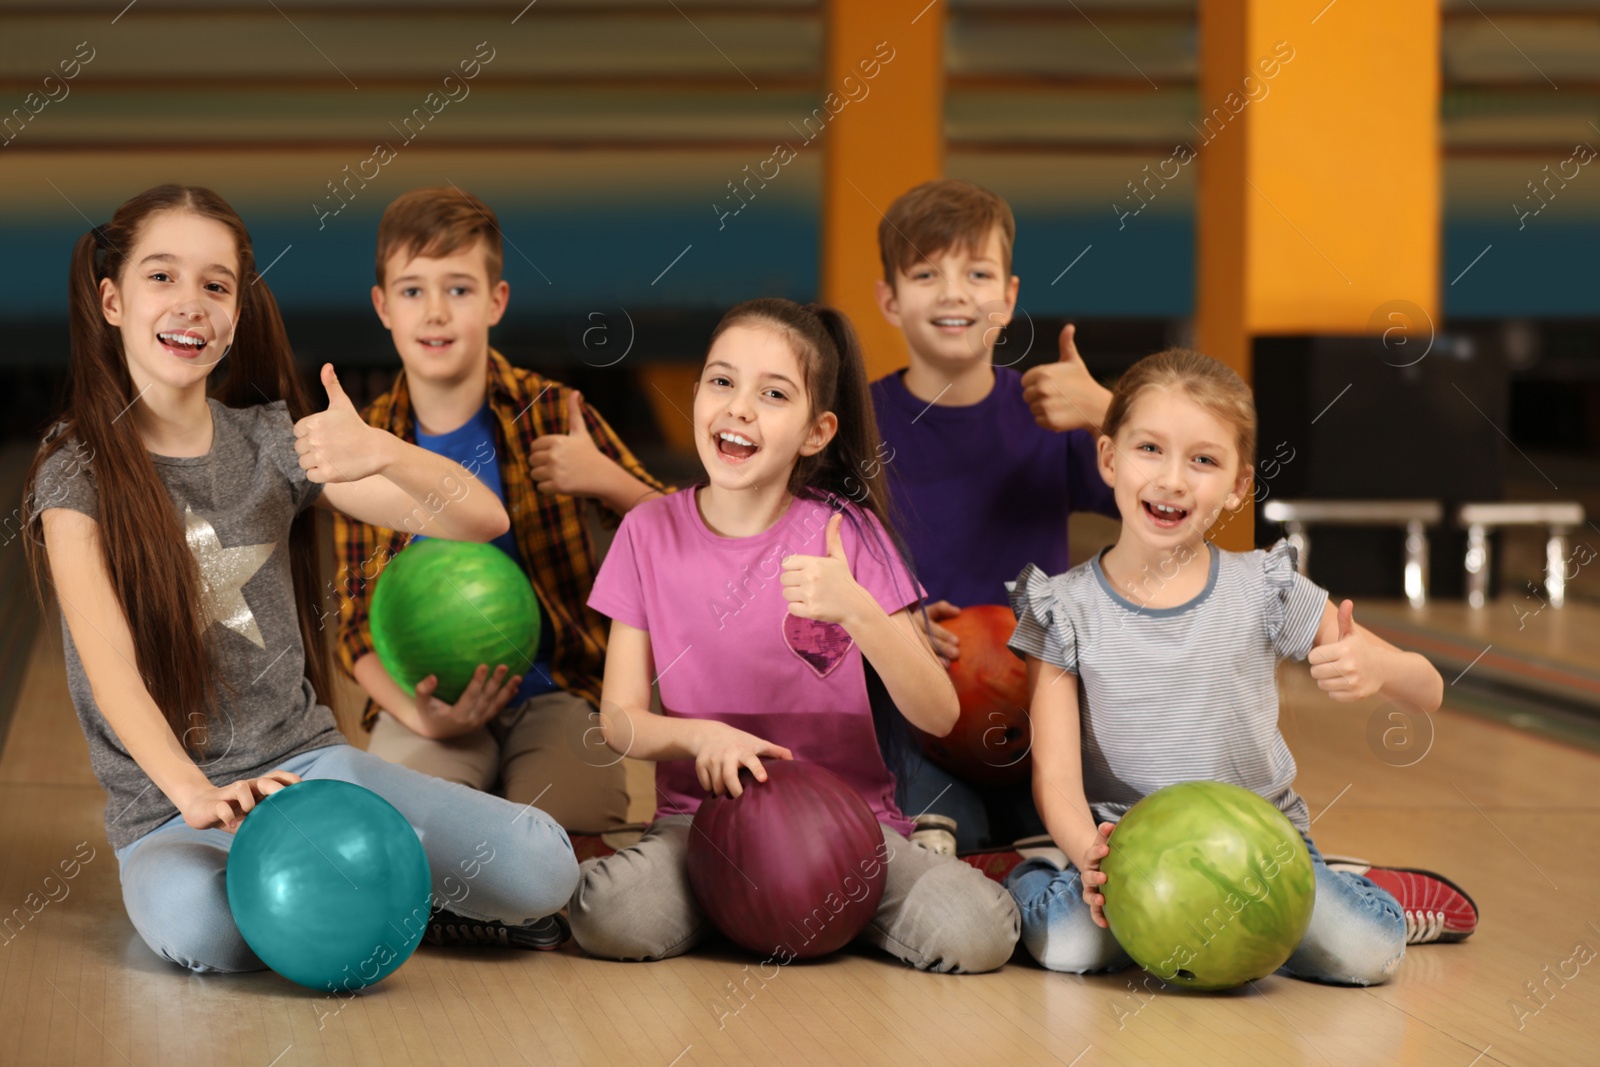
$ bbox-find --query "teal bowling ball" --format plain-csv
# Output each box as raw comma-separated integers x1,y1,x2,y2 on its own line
226,779,432,992
369,538,541,704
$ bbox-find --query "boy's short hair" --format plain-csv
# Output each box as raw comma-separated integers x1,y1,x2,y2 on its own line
879,179,1016,287
375,186,504,287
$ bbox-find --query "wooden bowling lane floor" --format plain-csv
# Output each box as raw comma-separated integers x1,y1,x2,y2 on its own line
2,614,1599,1065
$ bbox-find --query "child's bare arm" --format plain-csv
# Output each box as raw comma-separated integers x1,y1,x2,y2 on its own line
1028,655,1118,926
597,620,791,797
1308,598,1443,711
298,363,509,541
1028,656,1103,869
42,508,297,830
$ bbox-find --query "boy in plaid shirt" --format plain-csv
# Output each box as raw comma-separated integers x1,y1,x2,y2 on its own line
334,187,669,838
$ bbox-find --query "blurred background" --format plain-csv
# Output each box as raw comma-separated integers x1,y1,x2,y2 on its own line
1,0,1597,733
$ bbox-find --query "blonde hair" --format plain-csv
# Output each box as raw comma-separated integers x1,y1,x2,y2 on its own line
1103,349,1256,471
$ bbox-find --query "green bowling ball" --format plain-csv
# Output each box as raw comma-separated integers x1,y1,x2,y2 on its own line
225,780,432,992
369,538,540,704
1100,781,1316,991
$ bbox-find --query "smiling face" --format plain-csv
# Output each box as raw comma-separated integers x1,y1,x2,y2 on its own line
875,224,1019,368
371,238,509,385
692,321,837,494
1098,386,1252,552
99,209,241,390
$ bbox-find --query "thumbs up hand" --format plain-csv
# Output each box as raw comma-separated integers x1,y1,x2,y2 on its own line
530,389,615,498
294,363,384,483
780,512,866,627
1020,323,1113,434
1307,598,1386,702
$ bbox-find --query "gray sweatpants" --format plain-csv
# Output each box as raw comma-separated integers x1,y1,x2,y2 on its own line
568,815,1020,973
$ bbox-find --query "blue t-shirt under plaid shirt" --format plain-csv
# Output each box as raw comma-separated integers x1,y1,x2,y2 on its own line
1005,540,1328,832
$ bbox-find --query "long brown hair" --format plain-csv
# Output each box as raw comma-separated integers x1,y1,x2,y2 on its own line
21,184,330,755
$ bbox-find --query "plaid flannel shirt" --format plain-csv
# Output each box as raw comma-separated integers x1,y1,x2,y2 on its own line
332,348,671,729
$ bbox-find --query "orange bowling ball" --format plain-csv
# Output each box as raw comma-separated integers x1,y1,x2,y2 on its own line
918,605,1033,786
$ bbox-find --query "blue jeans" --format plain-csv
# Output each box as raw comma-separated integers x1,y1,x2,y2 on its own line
895,755,1046,852
1003,832,1406,986
114,744,578,974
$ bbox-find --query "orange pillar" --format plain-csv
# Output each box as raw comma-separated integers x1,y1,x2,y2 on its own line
1196,1,1440,549
821,0,945,382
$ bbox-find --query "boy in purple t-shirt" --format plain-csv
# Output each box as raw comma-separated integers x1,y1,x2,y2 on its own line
868,179,1119,852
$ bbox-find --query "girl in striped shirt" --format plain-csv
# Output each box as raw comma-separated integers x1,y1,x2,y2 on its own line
1004,349,1474,987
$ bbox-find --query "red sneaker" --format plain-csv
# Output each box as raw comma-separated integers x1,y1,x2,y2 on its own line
1347,865,1478,943
960,849,1026,883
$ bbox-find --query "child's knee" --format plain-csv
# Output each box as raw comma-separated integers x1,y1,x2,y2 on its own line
1025,915,1126,974
568,855,700,961
1283,919,1407,986
1302,936,1406,986
122,848,259,973
484,816,577,920
897,858,1021,974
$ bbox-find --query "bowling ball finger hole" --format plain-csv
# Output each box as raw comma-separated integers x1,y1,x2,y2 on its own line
1175,969,1196,981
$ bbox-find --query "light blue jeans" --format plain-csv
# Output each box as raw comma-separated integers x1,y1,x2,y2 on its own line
114,744,578,974
1004,832,1406,986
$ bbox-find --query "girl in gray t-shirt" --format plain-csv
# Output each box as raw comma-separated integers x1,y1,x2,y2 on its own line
25,185,578,977
1002,348,1475,987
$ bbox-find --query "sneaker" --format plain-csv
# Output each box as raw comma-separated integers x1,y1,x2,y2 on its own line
909,813,959,856
959,848,1026,883
424,910,572,951
1012,834,1068,870
1334,864,1478,944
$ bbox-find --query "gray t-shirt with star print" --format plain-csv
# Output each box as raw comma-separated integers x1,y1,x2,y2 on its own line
31,398,345,850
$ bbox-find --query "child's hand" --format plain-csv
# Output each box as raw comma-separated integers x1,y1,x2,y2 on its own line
413,663,523,739
1308,600,1387,702
529,391,613,499
179,769,300,833
781,513,865,627
294,364,387,483
693,721,794,798
1079,821,1117,928
1020,324,1111,433
918,600,962,665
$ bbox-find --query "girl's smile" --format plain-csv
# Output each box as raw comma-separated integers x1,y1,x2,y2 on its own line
1139,498,1191,530
156,325,215,360
712,427,760,464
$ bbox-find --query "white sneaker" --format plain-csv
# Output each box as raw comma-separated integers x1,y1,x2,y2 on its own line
909,814,958,856
1013,835,1068,870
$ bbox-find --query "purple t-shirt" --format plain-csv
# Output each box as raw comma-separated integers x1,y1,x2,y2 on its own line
588,488,922,833
871,365,1119,608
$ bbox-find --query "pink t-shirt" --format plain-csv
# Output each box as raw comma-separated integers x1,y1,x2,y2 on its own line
588,487,922,833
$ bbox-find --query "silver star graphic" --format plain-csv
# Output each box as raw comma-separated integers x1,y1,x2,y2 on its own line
184,506,275,649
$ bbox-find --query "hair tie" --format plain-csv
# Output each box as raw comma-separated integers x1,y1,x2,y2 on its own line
90,224,114,251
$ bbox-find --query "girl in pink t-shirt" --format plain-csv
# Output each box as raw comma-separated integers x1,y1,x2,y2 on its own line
570,298,1020,973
